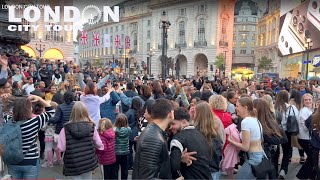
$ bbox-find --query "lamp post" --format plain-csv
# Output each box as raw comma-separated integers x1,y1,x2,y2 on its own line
223,50,227,78
36,39,46,58
147,48,155,75
160,10,171,80
304,38,313,80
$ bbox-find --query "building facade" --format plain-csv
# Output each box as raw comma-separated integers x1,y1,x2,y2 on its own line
255,0,281,74
79,0,235,78
232,0,261,70
9,0,74,62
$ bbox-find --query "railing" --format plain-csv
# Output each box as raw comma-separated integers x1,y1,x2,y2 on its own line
175,42,187,48
194,41,207,47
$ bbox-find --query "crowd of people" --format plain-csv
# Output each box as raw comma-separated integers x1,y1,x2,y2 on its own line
1,52,320,180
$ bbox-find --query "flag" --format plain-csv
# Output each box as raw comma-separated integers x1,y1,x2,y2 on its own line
104,34,110,47
93,32,99,46
81,31,87,45
125,36,130,49
115,35,121,48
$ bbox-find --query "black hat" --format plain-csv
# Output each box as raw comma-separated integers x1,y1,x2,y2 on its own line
0,78,8,87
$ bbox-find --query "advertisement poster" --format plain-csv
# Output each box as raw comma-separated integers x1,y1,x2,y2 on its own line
279,0,320,56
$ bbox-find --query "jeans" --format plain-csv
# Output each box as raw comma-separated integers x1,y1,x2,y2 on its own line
102,163,117,180
275,132,292,174
236,152,263,180
116,154,129,180
7,159,40,179
297,139,313,179
211,171,220,180
128,140,136,169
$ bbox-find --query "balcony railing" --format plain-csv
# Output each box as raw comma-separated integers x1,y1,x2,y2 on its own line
175,42,187,48
45,34,64,42
219,40,228,47
194,41,207,47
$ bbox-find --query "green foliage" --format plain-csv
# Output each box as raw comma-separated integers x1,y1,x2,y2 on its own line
215,53,225,69
257,56,273,71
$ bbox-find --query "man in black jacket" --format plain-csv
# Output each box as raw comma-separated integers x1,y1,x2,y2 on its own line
170,107,212,179
133,98,175,179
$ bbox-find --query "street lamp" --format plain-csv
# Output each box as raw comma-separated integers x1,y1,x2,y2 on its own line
36,39,46,58
304,38,313,80
147,48,155,75
160,10,171,80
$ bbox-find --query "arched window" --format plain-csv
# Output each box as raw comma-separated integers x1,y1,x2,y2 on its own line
178,21,186,46
198,18,206,43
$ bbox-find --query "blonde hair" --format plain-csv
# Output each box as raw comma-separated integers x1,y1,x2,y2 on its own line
262,95,275,113
69,101,95,125
209,95,227,111
301,93,313,109
98,118,113,134
194,102,218,158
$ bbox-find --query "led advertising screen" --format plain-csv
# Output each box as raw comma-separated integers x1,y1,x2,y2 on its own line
279,0,320,56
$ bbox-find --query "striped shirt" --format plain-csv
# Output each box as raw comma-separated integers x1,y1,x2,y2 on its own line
20,107,55,159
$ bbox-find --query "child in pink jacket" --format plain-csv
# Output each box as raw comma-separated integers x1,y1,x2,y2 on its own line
96,118,117,180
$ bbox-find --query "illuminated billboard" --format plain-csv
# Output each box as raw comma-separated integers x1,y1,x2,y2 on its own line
279,0,320,56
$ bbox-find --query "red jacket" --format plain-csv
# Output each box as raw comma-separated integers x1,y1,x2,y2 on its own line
212,109,232,157
212,109,232,128
96,128,116,165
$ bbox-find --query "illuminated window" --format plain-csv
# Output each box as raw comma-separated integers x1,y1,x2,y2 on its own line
233,42,236,47
241,33,247,39
251,41,255,47
251,34,255,40
240,42,247,47
233,34,236,40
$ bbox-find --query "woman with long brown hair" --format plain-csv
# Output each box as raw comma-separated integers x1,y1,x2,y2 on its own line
194,101,222,180
228,97,264,179
274,90,299,178
57,101,104,179
253,98,287,178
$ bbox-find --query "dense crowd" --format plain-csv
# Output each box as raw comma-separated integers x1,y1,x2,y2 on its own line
1,52,320,180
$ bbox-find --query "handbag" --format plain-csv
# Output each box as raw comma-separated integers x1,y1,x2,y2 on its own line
286,106,299,135
251,121,274,179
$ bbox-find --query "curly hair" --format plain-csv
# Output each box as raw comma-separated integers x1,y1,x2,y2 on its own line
208,95,227,111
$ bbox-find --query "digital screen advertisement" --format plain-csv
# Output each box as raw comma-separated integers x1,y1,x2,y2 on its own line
279,0,320,56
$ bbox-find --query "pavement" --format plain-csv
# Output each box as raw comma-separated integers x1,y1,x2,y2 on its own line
39,148,302,179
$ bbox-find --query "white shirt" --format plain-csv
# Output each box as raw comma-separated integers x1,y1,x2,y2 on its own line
22,83,35,95
241,117,262,141
298,107,313,140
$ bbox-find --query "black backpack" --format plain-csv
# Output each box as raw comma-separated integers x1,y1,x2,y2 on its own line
286,106,299,135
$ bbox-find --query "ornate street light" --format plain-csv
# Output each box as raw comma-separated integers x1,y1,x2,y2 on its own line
304,38,313,80
36,39,46,58
160,10,171,80
147,48,155,75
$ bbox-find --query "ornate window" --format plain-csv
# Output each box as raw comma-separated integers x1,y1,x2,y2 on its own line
198,18,205,42
178,21,185,44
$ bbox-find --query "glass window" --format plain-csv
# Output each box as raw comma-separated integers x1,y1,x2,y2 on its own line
133,32,137,50
232,50,235,54
198,18,205,42
147,43,151,50
110,27,113,33
251,50,255,54
240,42,247,47
148,20,151,26
233,34,236,40
147,30,151,39
116,26,118,32
198,4,207,12
121,25,124,31
241,33,247,39
251,41,255,47
240,50,246,54
106,28,108,33
178,21,185,44
179,8,186,16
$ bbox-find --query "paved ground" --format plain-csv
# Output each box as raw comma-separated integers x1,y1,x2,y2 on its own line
39,148,302,179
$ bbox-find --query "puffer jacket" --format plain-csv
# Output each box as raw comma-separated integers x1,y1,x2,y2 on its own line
96,128,116,165
114,127,131,155
100,91,120,123
49,102,75,134
132,123,172,179
63,122,98,176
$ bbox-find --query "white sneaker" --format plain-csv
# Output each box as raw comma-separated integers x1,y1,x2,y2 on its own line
278,169,286,179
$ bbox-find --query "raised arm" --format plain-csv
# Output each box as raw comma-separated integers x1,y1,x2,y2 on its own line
97,74,110,89
76,73,86,91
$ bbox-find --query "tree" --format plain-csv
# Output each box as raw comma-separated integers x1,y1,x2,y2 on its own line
257,56,273,71
215,53,225,70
